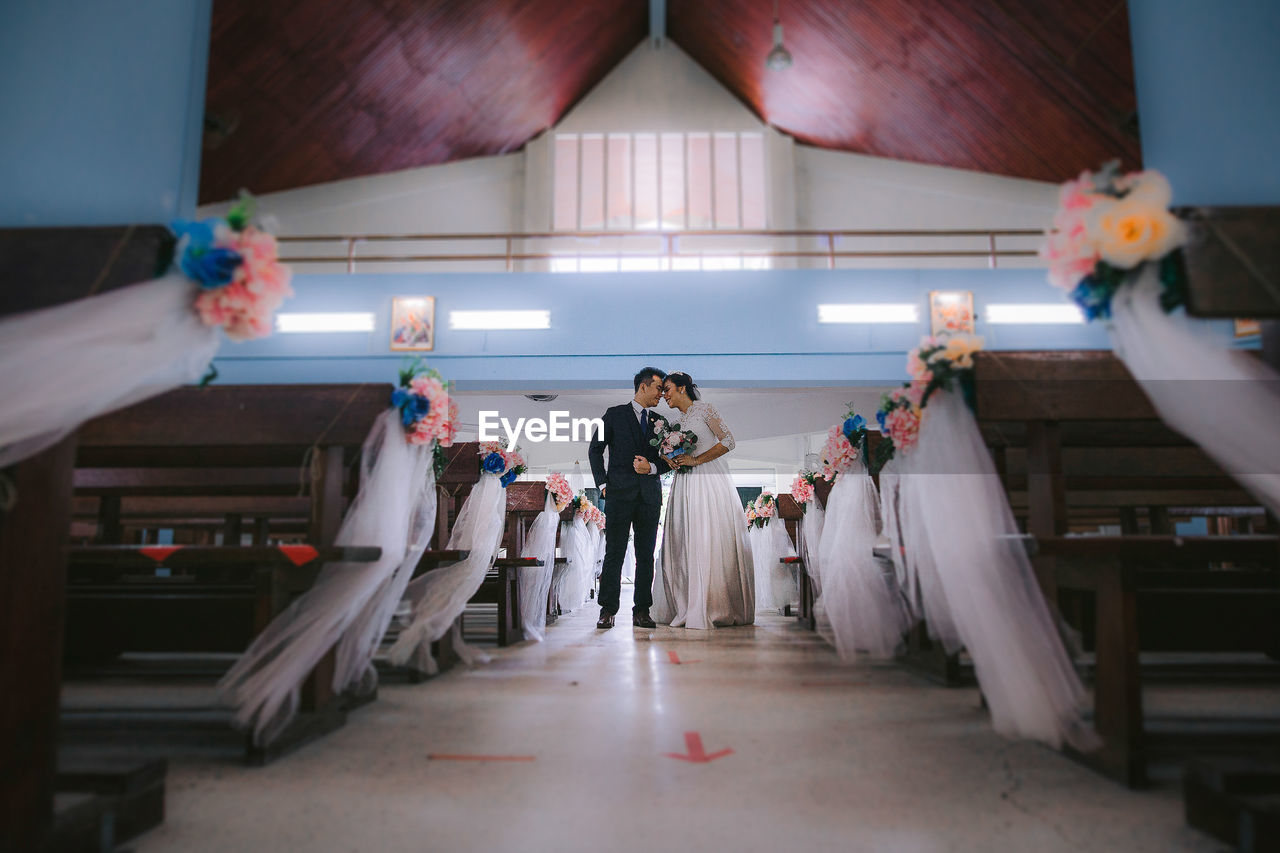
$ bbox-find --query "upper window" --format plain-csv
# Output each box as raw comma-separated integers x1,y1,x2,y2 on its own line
553,132,767,231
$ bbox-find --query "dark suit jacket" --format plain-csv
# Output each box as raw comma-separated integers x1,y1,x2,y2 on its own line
588,403,663,506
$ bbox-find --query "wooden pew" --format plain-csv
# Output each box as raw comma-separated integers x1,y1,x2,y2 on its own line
62,384,421,764
775,493,802,618
1036,535,1280,788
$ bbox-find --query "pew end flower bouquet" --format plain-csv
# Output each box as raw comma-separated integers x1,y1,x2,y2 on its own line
170,192,293,341
546,472,574,512
392,360,458,476
1041,161,1188,321
479,440,527,488
789,471,819,510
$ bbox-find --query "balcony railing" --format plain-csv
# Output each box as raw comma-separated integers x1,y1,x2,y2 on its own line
276,228,1046,273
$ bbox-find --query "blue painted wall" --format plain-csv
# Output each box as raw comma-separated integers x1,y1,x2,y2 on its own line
211,268,1128,389
0,0,213,226
1129,0,1280,204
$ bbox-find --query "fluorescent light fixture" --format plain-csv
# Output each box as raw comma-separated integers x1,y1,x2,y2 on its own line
450,310,551,330
818,303,919,324
985,304,1085,324
275,312,375,333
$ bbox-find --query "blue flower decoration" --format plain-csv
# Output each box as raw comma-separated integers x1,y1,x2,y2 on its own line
499,470,518,488
876,410,887,433
482,452,506,475
842,415,865,439
1070,277,1113,322
172,218,243,289
390,388,431,428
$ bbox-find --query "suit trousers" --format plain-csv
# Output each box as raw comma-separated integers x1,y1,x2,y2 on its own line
597,490,660,615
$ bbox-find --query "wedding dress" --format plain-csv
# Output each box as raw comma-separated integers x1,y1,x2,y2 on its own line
651,400,754,628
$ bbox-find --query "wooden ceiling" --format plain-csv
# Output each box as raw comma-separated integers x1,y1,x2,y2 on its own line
199,0,1138,202
667,0,1139,182
199,0,647,203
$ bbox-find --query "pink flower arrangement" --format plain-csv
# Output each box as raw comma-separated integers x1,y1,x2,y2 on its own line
819,425,858,481
577,501,606,531
546,472,573,511
191,225,293,341
745,505,758,528
406,375,456,446
883,406,922,453
790,474,815,505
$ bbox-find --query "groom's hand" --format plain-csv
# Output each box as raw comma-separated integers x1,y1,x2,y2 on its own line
633,455,652,474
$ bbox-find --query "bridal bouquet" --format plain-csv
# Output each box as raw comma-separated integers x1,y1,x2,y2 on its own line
479,441,526,488
648,412,698,473
545,472,574,511
171,192,293,340
1041,161,1187,320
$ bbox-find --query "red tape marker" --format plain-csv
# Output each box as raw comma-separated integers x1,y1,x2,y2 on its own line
278,545,319,566
666,732,732,764
140,546,183,563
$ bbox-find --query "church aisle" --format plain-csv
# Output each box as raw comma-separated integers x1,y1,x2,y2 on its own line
135,591,1217,852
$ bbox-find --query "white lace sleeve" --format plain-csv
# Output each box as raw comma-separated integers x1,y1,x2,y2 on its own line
701,401,735,451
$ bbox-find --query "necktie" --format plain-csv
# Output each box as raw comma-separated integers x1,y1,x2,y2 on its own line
640,408,649,435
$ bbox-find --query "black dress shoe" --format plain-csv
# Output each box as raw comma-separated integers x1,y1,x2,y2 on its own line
632,610,656,629
596,611,615,629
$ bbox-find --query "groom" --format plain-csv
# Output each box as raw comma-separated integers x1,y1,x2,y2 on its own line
588,366,666,629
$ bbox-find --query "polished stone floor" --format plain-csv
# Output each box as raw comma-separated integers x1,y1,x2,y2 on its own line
128,588,1227,853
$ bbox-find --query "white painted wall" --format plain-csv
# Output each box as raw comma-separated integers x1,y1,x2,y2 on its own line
795,146,1058,268
198,154,524,273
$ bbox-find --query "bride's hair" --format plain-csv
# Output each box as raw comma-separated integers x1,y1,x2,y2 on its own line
666,371,699,401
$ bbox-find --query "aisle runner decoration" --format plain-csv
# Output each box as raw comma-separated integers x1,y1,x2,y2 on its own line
815,407,909,660
0,193,293,467
518,473,573,642
218,361,453,744
557,494,604,612
1043,162,1280,515
884,334,1098,749
387,440,526,673
746,491,797,613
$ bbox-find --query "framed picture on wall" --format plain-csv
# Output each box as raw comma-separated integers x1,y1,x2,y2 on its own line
1234,318,1261,339
929,290,975,335
390,296,435,351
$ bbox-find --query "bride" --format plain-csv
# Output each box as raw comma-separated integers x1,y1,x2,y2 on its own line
651,372,754,628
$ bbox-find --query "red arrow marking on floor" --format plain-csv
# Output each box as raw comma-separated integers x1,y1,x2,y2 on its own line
667,651,700,665
427,754,536,762
666,732,732,764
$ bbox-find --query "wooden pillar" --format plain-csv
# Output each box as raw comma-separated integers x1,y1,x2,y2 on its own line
1026,420,1066,600
308,446,345,546
96,494,122,544
1118,507,1140,535
1148,506,1173,535
0,435,78,852
224,513,243,546
251,516,270,546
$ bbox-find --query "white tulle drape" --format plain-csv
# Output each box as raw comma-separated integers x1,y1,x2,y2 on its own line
556,515,595,613
877,458,913,621
217,410,437,744
817,458,910,660
0,275,219,467
750,521,797,613
1110,265,1280,514
893,452,963,653
388,473,507,674
518,493,559,642
910,391,1098,750
797,496,825,599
